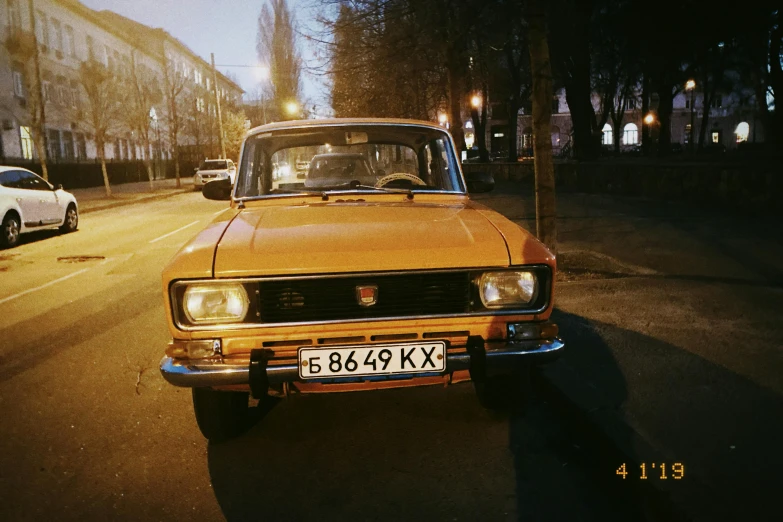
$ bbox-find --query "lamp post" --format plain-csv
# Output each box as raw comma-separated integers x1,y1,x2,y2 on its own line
438,112,448,128
285,101,300,119
686,79,696,153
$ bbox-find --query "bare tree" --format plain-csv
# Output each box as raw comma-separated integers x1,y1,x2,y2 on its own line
527,0,557,254
257,0,302,119
3,28,48,179
162,58,186,188
124,51,162,190
76,59,123,196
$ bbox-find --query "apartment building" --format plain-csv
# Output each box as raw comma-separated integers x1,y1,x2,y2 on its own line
0,0,242,164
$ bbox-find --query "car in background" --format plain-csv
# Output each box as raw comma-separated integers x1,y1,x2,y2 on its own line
194,159,236,190
160,118,563,442
304,153,376,188
0,166,78,249
295,159,309,178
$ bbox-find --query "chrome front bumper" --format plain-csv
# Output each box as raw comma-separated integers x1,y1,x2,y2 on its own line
160,338,565,389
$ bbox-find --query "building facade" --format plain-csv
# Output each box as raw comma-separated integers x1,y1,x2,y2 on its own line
0,0,242,165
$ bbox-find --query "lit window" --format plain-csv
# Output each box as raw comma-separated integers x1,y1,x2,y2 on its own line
735,122,749,142
623,123,638,145
465,120,473,129
602,123,612,145
20,126,34,160
684,124,692,144
711,131,720,144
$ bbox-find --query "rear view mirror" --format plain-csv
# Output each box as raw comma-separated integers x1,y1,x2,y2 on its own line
202,178,232,201
465,172,495,193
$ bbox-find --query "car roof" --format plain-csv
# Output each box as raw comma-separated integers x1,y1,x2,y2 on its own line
247,118,447,138
0,166,35,173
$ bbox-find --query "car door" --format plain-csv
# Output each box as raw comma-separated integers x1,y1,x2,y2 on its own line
16,170,60,226
1,170,42,227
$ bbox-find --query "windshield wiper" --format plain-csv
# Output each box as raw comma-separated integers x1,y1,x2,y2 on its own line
350,184,414,199
268,188,330,200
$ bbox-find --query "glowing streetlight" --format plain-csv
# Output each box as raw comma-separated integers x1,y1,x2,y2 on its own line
254,65,270,81
285,101,299,117
644,113,655,125
471,95,481,108
438,112,448,126
685,79,696,152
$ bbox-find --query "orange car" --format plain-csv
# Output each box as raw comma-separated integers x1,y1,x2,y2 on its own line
160,119,563,441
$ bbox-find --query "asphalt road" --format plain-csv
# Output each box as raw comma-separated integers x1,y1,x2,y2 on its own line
0,192,657,521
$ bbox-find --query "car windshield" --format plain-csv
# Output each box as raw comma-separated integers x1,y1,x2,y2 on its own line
235,124,465,198
200,160,228,170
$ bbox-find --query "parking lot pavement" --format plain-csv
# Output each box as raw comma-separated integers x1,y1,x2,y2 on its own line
476,181,783,522
69,177,195,214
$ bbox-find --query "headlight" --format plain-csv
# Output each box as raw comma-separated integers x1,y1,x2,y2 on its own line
478,271,537,308
182,283,250,324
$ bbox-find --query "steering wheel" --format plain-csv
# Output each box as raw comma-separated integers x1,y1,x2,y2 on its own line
375,172,426,188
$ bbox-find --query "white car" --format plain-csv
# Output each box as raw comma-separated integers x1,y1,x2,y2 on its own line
193,159,236,189
0,166,79,248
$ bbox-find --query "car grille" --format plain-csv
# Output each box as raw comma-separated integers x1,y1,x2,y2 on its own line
257,272,472,323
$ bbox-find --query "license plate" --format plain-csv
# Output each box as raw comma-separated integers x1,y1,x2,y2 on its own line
298,341,447,380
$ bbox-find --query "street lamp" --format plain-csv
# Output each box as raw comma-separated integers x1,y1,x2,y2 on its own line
644,113,655,125
438,112,448,127
471,95,481,109
149,107,162,179
686,79,696,152
285,101,299,118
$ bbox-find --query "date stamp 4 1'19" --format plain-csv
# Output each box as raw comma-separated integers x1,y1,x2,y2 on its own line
616,463,685,480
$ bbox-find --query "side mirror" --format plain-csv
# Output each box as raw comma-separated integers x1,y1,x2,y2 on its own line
465,172,495,193
202,178,233,201
194,167,199,173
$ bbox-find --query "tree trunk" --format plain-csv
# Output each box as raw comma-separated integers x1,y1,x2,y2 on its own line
641,72,651,155
527,0,557,255
97,139,112,197
143,142,154,191
447,59,465,155
656,80,674,156
507,100,520,162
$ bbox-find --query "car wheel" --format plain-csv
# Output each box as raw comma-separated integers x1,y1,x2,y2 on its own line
1,213,21,249
192,388,250,442
60,204,78,233
474,366,531,414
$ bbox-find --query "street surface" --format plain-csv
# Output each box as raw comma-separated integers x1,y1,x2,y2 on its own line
0,191,657,521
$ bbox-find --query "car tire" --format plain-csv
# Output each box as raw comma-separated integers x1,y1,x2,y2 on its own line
474,366,531,414
59,204,78,233
192,387,250,442
1,212,21,249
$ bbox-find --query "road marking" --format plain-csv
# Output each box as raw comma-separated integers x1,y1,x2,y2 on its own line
212,208,229,216
0,267,91,306
148,220,200,244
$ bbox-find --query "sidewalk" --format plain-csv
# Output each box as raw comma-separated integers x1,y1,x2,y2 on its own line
476,182,783,521
72,176,195,214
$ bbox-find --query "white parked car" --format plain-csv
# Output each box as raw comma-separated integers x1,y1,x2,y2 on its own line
193,159,236,189
0,166,79,248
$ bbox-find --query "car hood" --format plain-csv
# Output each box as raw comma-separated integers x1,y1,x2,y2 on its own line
197,169,229,175
213,202,513,277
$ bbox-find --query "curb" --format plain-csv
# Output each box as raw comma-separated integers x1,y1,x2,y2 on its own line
79,188,192,214
534,362,722,522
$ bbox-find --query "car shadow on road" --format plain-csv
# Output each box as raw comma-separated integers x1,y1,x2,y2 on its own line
507,308,654,522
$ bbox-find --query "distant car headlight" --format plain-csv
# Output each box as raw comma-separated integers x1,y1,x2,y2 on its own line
478,271,537,308
182,283,250,324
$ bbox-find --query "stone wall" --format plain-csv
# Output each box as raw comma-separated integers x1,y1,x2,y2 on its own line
462,161,783,215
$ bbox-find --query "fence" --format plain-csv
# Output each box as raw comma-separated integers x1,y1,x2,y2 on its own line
3,158,199,189
462,159,783,215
